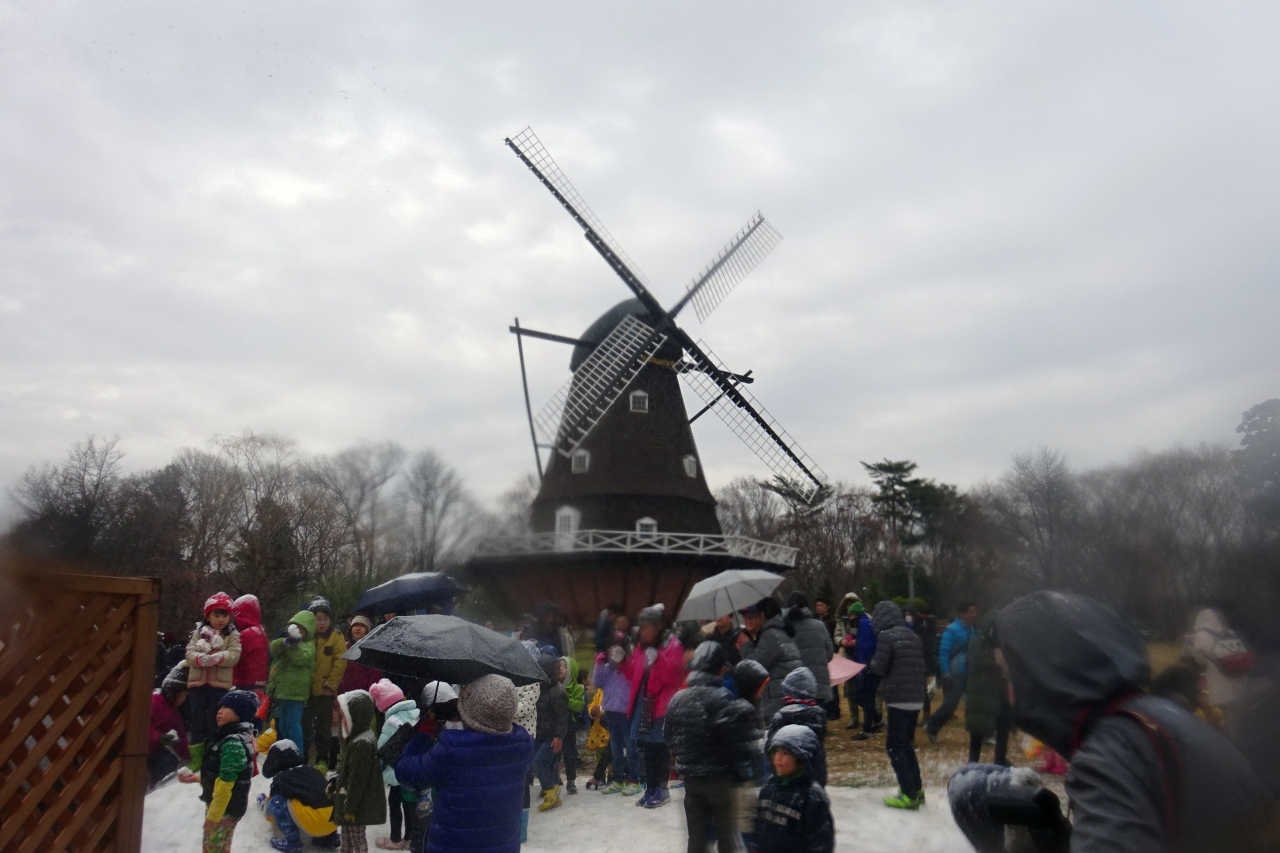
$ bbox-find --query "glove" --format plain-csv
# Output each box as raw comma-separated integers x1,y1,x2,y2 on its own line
644,647,658,666
197,653,225,668
608,646,625,665
162,730,180,746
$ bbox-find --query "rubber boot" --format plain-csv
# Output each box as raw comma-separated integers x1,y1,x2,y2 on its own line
187,741,205,773
520,808,529,842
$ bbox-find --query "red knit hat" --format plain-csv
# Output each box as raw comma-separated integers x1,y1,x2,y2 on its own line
204,592,234,618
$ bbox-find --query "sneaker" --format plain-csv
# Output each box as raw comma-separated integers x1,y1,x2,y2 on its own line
645,788,671,808
870,720,885,733
537,786,563,812
883,789,922,810
374,839,408,850
851,731,874,741
603,781,626,795
621,782,642,797
566,780,577,795
635,788,654,807
669,779,684,789
256,793,268,811
843,720,861,730
271,839,303,853
926,728,939,744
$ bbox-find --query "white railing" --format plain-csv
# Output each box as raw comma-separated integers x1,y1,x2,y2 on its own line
474,529,797,568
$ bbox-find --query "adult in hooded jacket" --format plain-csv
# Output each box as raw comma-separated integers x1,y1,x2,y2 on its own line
667,641,763,853
740,598,803,721
998,591,1275,853
784,592,835,704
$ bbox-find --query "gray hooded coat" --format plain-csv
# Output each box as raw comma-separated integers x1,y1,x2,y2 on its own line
742,615,803,720
869,601,927,707
999,591,1274,853
784,606,835,703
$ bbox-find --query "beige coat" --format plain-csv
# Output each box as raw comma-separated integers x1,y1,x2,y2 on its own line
185,625,242,690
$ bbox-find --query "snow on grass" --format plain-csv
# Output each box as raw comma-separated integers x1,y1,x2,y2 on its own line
143,775,972,852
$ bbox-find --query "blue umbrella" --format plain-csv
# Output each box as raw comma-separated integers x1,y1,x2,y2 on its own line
354,572,466,615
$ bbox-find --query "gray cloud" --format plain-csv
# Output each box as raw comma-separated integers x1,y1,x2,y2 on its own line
2,2,1278,519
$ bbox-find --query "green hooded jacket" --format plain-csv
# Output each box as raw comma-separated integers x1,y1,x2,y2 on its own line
268,610,317,702
964,608,1004,735
561,656,584,714
334,690,386,827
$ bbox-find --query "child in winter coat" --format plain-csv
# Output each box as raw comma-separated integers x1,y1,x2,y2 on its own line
583,687,612,791
149,663,190,788
186,592,243,775
371,679,421,851
232,595,269,711
262,739,339,852
395,674,535,853
592,639,640,794
334,689,386,853
269,610,318,756
306,597,348,773
201,690,259,853
338,616,382,694
532,654,570,812
754,724,834,853
560,655,585,794
765,667,829,787
624,604,685,809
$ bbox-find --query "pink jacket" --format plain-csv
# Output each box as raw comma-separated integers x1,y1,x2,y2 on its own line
232,595,269,688
149,691,190,761
620,635,685,720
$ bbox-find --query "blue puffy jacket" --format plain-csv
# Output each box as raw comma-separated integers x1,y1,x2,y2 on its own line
853,613,877,664
395,726,535,853
938,619,974,677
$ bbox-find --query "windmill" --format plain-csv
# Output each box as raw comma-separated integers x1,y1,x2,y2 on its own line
468,127,827,625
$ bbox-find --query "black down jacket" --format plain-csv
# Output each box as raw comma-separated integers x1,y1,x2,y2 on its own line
755,724,834,853
869,601,927,706
766,667,829,787
666,642,762,780
262,739,331,809
785,607,834,703
742,616,803,720
534,655,569,743
1000,591,1275,853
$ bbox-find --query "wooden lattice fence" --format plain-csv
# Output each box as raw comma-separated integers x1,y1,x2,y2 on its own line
0,562,160,853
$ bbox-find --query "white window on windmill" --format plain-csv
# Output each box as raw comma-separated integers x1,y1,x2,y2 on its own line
635,517,658,540
555,506,581,551
629,389,649,413
682,454,698,478
571,449,590,474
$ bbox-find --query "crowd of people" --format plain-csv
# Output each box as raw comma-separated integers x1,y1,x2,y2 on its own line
146,586,1277,853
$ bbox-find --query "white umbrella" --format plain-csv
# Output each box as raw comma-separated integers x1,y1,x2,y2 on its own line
676,569,784,622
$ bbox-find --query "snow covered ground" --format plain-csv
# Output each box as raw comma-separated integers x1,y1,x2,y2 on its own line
143,775,973,852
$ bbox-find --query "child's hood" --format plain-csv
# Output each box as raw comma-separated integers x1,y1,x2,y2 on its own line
338,689,376,736
232,594,262,630
386,698,421,725
559,655,579,686
289,610,318,638
263,738,304,777
538,654,561,683
770,723,819,774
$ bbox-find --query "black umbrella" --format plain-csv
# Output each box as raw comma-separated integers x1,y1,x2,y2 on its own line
354,572,466,615
342,614,547,686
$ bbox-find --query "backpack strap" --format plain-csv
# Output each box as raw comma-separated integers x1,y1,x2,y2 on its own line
1108,699,1185,851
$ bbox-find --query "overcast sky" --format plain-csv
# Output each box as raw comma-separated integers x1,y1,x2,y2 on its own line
2,2,1278,517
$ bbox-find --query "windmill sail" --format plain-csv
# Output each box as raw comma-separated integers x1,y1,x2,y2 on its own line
533,314,668,458
506,127,652,288
678,341,827,503
675,212,783,323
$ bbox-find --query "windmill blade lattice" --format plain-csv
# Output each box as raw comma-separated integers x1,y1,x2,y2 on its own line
681,212,783,323
533,314,668,458
507,128,652,288
679,341,827,503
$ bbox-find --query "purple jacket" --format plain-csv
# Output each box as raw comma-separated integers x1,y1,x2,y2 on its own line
593,654,633,715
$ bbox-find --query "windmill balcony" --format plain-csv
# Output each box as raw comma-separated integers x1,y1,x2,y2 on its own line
475,529,798,567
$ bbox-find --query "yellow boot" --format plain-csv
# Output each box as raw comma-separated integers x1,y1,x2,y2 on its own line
537,786,562,812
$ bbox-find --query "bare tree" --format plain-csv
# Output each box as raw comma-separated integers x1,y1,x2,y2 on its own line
307,442,407,583
716,477,786,541
980,448,1083,591
173,447,243,581
397,449,477,572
